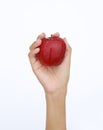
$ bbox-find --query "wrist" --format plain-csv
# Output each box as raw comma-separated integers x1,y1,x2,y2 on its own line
45,87,67,103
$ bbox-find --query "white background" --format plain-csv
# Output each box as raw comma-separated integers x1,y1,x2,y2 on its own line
0,0,103,130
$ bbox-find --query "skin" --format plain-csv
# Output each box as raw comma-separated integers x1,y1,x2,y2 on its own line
28,32,72,130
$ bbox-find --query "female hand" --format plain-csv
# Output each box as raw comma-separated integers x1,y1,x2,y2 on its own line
28,33,72,96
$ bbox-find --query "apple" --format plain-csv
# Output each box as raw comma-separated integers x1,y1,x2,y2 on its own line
38,37,66,66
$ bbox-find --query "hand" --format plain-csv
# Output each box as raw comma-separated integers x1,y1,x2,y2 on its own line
28,33,72,96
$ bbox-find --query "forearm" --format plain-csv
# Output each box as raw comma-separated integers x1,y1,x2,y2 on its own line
45,90,67,130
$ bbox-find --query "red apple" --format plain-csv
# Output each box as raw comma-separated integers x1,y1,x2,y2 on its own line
38,37,66,66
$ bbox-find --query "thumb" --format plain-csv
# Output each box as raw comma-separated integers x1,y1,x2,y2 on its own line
63,38,72,66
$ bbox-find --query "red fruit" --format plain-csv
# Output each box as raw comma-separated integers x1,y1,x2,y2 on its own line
38,37,66,66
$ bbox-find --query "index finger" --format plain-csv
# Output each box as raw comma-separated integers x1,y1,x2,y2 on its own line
37,32,46,39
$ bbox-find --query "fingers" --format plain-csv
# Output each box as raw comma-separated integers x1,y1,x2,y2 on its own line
28,33,45,65
28,33,72,70
28,46,40,67
51,32,60,37
29,39,41,50
30,32,60,50
28,47,40,58
33,48,40,54
29,32,60,51
37,32,46,39
29,33,46,50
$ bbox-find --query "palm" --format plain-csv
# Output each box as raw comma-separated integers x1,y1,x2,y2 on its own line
32,52,70,93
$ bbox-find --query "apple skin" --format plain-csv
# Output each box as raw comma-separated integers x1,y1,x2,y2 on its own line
38,37,66,66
